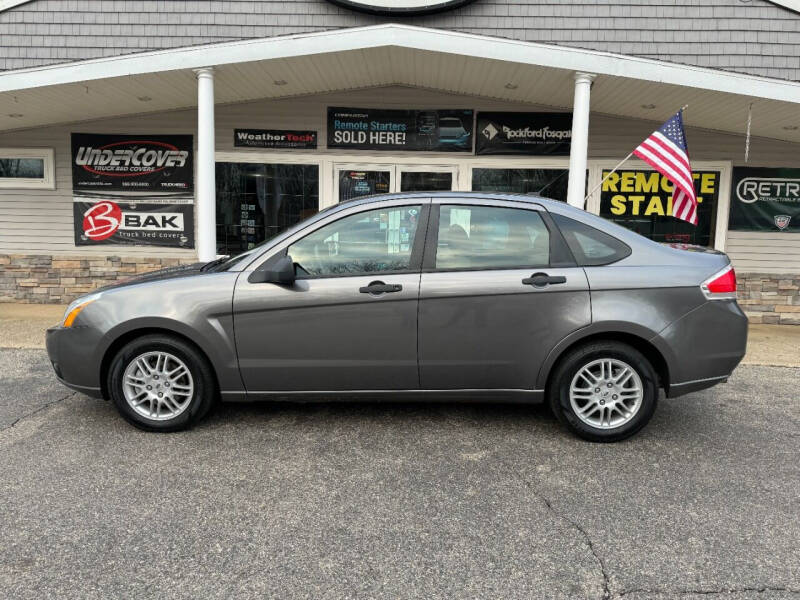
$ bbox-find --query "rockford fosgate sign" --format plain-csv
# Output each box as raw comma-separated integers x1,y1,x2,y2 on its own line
71,133,193,192
476,112,572,156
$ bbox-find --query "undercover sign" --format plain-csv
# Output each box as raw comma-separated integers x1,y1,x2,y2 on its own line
327,107,473,152
476,112,572,155
74,198,194,248
234,129,317,149
71,133,193,193
728,167,800,232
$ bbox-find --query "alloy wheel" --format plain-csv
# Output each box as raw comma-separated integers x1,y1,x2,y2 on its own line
122,351,194,421
569,358,644,429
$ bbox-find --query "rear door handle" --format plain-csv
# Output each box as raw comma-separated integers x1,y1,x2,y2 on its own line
359,281,403,294
522,272,567,288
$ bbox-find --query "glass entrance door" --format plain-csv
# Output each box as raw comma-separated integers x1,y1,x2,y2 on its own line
334,164,392,203
334,164,458,203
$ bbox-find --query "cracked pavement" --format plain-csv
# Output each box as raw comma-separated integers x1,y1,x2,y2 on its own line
1,348,798,599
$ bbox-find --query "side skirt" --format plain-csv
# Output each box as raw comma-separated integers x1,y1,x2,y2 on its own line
220,389,546,404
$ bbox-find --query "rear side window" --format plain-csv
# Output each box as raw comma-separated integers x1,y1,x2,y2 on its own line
435,204,550,270
552,213,631,266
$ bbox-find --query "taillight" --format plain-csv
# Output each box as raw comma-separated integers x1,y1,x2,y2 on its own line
701,265,737,300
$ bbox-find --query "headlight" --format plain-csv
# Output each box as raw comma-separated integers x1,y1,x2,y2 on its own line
62,293,102,327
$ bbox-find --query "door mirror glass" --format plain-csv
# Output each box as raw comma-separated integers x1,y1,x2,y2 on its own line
288,205,422,277
249,254,297,284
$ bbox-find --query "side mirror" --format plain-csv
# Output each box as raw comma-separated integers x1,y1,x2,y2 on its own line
248,254,296,284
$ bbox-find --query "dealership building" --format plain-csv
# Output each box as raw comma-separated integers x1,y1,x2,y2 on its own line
1,0,800,322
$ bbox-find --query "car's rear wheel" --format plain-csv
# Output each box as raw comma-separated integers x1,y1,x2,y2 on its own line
108,334,216,432
548,341,658,442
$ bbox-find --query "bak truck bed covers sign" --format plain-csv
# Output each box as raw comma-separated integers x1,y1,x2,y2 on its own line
73,198,195,248
71,132,195,248
71,133,193,193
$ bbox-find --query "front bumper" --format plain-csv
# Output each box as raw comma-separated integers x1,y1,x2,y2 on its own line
46,325,104,398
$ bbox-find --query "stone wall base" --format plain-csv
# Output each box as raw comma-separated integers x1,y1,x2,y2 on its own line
736,272,800,325
0,254,196,304
2,255,800,324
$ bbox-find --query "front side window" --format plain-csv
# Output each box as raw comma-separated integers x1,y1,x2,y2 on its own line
436,205,550,270
288,205,422,277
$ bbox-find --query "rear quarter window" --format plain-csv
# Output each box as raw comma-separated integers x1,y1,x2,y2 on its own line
552,213,631,266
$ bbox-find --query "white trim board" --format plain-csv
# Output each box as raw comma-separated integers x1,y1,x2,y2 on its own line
0,24,799,105
0,0,33,11
767,1,800,13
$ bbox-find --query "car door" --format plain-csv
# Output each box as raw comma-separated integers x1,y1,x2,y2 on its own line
233,200,429,394
418,199,590,391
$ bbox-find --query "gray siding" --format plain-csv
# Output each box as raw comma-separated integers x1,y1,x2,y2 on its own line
0,0,799,81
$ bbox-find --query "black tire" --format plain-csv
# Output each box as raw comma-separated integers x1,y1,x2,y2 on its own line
547,341,658,442
108,334,216,432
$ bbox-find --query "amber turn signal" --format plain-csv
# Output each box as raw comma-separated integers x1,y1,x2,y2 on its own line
63,300,95,327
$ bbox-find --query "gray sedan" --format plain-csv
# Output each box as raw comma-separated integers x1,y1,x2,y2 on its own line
46,192,747,441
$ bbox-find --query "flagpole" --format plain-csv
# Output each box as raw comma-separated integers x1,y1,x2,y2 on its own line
583,104,689,204
583,151,633,203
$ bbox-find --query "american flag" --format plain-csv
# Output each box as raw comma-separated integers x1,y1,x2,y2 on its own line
633,110,698,225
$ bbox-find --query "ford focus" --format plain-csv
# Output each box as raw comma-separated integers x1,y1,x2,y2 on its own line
46,192,747,441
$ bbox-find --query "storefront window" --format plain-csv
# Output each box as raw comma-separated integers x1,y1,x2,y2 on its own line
215,163,319,255
599,169,719,247
471,168,569,201
400,171,453,192
338,170,390,202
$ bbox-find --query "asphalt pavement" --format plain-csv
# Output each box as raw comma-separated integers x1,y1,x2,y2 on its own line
1,348,798,599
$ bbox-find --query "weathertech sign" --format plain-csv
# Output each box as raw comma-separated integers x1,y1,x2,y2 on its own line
71,133,194,192
74,199,194,247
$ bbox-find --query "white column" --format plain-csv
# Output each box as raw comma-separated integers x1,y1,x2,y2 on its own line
194,67,217,261
566,72,596,209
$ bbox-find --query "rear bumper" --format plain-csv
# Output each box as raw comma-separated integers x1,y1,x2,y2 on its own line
659,299,748,398
667,374,729,398
46,325,104,398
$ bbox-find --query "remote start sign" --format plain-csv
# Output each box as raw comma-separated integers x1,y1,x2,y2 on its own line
71,133,193,193
74,199,194,248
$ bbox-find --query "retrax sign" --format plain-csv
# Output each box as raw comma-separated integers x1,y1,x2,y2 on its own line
71,133,194,193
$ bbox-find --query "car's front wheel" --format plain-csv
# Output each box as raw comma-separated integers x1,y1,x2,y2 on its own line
108,334,216,432
548,341,658,442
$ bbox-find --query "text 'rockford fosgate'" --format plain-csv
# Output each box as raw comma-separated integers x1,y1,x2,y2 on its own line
74,144,189,174
503,126,571,141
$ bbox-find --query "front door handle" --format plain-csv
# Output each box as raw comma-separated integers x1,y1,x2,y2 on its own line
359,281,403,295
522,272,567,288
